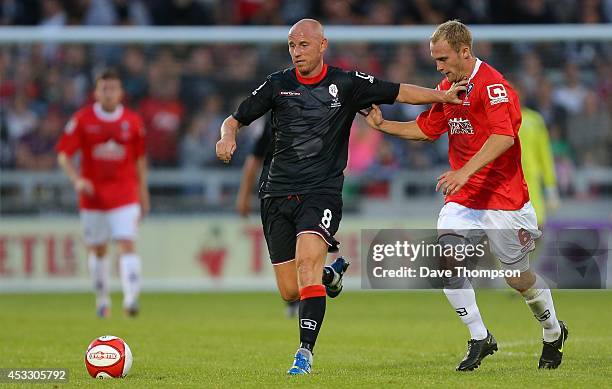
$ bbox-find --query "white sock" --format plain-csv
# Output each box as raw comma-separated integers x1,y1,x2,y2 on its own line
88,253,110,308
119,253,141,308
443,281,488,340
522,275,561,342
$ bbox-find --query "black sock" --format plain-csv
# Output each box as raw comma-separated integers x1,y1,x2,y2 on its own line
298,285,327,352
322,267,334,285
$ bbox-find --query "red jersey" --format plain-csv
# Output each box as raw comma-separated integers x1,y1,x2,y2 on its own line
417,59,529,210
56,103,146,211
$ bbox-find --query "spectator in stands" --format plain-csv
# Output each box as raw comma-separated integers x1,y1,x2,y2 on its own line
181,47,217,113
535,78,567,131
346,120,382,174
148,0,214,26
120,46,148,104
180,95,226,169
566,90,611,166
139,75,184,166
83,0,151,26
553,62,588,115
15,109,61,170
6,92,38,145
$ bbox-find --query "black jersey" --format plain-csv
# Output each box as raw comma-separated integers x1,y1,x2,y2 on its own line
233,65,399,197
250,118,273,195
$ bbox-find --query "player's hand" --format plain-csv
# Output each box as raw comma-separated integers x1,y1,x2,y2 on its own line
545,187,561,213
444,79,468,105
362,104,384,129
216,136,237,164
74,178,94,195
436,169,469,195
235,193,251,217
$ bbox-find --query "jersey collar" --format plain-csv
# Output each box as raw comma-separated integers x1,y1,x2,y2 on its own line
93,102,124,122
467,58,482,83
295,63,328,85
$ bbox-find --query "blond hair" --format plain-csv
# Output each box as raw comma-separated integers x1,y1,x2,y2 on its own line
430,20,472,53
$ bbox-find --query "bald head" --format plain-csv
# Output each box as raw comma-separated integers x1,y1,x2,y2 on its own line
287,18,328,77
288,18,324,40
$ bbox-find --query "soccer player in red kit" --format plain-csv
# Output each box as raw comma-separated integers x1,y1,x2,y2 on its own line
56,70,149,318
364,21,567,371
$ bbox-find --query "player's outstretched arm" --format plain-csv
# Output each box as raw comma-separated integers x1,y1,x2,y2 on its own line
362,104,431,141
396,80,467,105
216,116,243,164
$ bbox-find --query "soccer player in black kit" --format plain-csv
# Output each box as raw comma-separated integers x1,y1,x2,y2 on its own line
216,18,466,375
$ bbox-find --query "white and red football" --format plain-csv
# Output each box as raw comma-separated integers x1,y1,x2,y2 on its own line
84,335,132,379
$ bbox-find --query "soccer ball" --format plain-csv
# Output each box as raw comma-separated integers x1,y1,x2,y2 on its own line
84,335,132,379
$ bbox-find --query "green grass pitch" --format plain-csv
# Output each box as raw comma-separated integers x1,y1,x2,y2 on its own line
1,291,611,388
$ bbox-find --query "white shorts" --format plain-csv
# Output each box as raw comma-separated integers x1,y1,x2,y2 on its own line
80,203,141,246
437,201,541,271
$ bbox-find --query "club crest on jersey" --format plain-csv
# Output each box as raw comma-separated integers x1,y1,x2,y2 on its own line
487,84,509,105
120,120,131,140
462,83,474,106
448,117,474,135
329,83,341,108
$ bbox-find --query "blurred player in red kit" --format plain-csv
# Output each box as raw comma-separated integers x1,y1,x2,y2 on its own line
56,70,149,318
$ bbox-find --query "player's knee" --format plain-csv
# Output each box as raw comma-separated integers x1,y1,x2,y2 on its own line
505,269,535,292
90,245,108,257
279,287,299,302
295,254,320,278
116,239,136,254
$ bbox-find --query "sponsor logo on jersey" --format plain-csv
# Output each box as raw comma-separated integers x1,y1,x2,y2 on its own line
448,117,474,135
279,90,301,96
92,140,126,161
85,124,101,133
355,71,374,83
487,83,509,105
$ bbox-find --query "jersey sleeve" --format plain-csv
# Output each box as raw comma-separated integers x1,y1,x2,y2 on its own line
232,76,274,126
55,114,82,156
134,115,146,157
416,102,447,140
481,82,515,137
251,119,272,159
349,71,400,111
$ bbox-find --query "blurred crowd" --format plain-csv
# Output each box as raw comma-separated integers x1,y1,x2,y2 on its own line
1,0,611,26
0,0,611,200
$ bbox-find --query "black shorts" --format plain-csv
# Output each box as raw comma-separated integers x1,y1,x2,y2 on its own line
261,193,342,264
